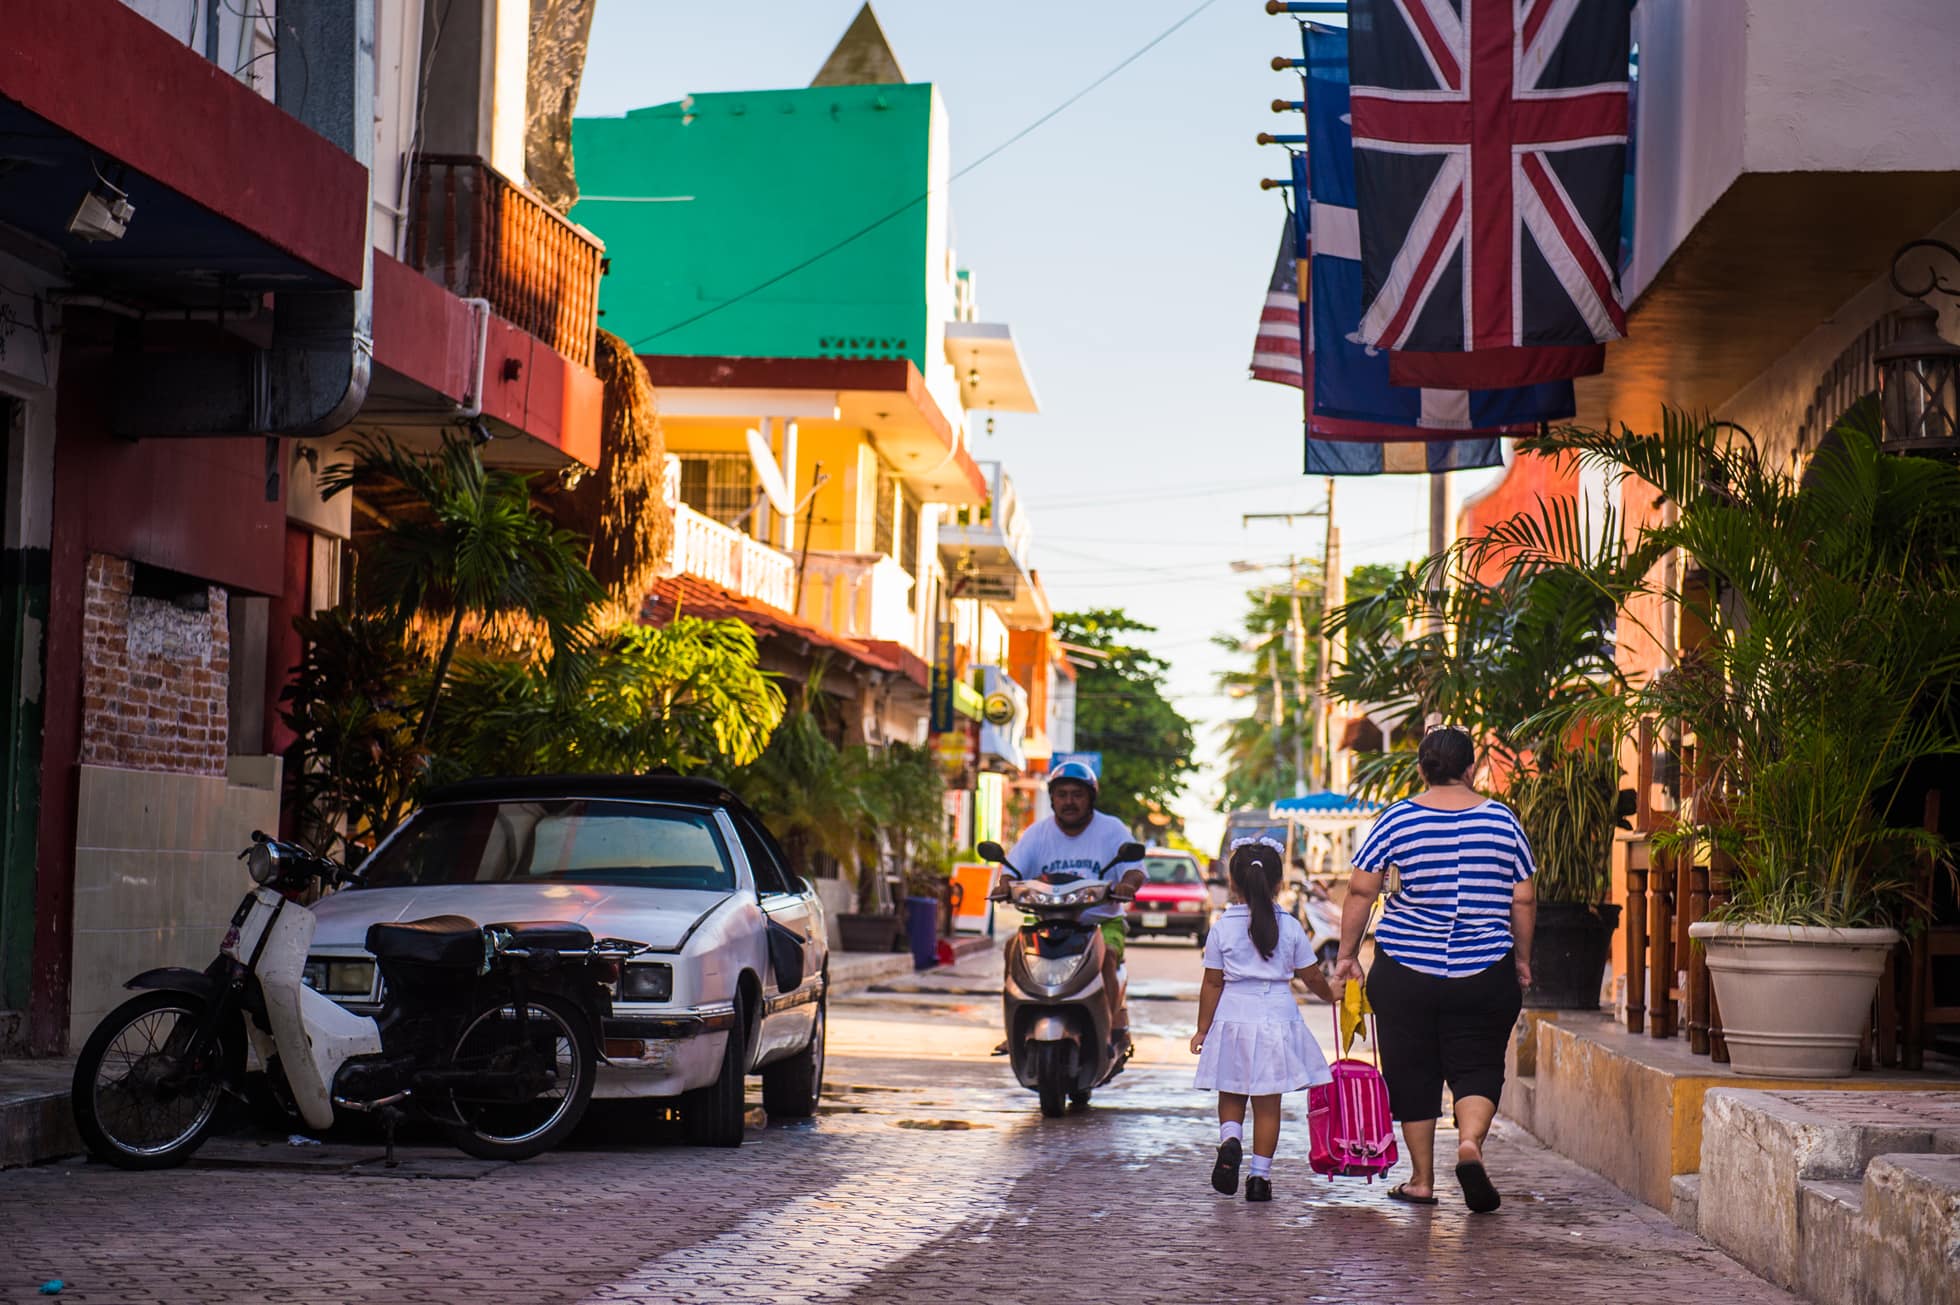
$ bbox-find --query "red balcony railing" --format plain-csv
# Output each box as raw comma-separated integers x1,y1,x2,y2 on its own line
407,154,603,370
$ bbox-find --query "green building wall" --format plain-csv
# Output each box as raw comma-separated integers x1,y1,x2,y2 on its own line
572,83,948,370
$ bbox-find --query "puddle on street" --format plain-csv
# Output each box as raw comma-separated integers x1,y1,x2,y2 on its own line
892,1119,992,1131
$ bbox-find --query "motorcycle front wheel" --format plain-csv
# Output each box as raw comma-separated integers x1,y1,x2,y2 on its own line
438,990,596,1161
1033,1042,1070,1119
71,990,237,1170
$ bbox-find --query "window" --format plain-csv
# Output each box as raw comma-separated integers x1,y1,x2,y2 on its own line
732,811,796,896
677,454,756,529
361,800,735,893
873,466,896,556
898,490,920,578
1143,856,1202,885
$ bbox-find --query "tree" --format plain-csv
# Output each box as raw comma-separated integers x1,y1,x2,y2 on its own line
429,616,786,780
323,433,603,743
1053,609,1197,832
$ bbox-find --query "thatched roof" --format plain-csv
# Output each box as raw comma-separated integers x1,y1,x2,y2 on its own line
558,328,673,613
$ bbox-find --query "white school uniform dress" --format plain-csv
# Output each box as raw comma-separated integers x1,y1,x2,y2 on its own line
1192,906,1333,1096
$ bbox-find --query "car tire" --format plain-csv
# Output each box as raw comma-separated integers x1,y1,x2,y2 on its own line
1195,926,1209,949
683,1000,750,1148
760,989,825,1119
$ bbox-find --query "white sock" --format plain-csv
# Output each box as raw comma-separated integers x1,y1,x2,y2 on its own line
1247,1154,1273,1178
1219,1121,1244,1145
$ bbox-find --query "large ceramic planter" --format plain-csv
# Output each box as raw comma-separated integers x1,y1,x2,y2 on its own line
836,911,903,954
1688,922,1900,1078
1525,901,1622,1010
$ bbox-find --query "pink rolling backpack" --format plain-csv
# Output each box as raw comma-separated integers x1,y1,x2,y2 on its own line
1306,1003,1398,1181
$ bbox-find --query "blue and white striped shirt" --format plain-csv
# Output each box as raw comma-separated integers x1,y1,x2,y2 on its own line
1354,799,1536,979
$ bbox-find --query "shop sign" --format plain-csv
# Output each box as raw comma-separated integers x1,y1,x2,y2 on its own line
929,621,957,733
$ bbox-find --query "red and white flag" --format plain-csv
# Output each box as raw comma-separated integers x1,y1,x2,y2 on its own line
1349,0,1632,389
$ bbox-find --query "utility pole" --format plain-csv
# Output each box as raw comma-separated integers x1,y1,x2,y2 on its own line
1242,503,1330,797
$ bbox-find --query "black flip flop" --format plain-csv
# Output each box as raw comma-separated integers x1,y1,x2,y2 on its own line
1456,1161,1502,1213
1387,1183,1438,1206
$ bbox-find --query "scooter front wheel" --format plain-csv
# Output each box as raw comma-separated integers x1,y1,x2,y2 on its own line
438,990,597,1161
71,990,237,1169
1034,1042,1070,1119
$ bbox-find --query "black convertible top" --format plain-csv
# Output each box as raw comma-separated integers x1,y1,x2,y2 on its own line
421,773,745,810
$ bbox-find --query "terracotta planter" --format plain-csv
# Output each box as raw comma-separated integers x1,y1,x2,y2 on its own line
1688,922,1900,1078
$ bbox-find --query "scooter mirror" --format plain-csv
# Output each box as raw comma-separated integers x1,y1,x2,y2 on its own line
977,841,1007,863
1117,842,1146,863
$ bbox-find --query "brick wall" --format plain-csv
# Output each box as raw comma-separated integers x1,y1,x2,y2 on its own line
81,554,229,775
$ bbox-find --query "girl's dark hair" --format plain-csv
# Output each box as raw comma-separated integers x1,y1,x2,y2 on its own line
1418,725,1476,786
1229,844,1282,960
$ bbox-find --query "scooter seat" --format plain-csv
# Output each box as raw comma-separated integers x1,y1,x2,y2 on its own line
366,915,483,969
488,920,593,952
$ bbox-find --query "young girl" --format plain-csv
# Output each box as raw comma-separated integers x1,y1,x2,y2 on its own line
1190,838,1336,1202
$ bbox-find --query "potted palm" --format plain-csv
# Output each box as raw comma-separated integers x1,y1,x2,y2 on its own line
1524,412,1960,1075
1329,518,1636,1009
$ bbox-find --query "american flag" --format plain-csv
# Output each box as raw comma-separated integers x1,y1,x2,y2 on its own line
1249,216,1304,388
1349,0,1631,390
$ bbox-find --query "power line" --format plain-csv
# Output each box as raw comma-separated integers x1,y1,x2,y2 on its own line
628,0,1225,347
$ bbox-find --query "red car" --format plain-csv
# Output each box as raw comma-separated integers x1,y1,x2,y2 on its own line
1126,849,1215,947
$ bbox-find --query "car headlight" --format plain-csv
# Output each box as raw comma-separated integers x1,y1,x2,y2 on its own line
1179,900,1205,912
301,958,375,998
618,963,673,1003
1023,952,1088,988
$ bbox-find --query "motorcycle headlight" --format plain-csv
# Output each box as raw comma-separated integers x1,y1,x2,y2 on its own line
1023,952,1088,988
618,963,673,1003
246,842,279,885
301,958,375,998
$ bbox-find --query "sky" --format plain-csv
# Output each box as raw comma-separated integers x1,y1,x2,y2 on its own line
578,1,1504,850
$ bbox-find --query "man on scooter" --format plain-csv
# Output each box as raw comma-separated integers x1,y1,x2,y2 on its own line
1006,760,1146,1056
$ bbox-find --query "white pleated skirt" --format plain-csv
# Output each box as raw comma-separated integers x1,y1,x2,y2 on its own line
1193,979,1333,1097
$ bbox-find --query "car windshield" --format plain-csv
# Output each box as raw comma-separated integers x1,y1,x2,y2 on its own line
360,799,734,893
1143,857,1201,885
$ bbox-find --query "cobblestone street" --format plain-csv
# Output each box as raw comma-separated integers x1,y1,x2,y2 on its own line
1,946,1794,1304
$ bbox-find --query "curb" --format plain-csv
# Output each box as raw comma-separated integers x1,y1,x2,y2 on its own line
827,934,993,997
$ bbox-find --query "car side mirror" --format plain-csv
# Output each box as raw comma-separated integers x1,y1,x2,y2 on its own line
977,841,1006,863
1117,841,1146,863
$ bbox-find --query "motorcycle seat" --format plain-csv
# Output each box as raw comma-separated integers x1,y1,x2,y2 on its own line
366,915,483,969
489,920,593,952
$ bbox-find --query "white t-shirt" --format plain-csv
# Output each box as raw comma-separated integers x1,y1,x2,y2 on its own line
1203,905,1314,981
1006,812,1140,924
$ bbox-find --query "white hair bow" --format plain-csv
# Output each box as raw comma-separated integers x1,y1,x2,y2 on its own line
1228,835,1286,856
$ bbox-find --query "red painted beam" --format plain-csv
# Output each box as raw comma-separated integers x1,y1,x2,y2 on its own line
0,0,368,287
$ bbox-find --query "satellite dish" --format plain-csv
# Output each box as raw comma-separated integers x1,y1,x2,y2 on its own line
745,428,793,515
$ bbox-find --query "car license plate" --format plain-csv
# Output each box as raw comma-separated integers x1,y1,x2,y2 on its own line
1141,912,1168,929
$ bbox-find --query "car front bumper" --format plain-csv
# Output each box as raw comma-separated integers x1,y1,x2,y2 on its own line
593,1002,737,1099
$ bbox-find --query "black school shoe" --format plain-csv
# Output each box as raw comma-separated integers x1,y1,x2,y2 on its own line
1245,1176,1272,1203
1211,1138,1242,1194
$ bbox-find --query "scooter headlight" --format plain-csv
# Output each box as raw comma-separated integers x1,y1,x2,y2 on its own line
1022,952,1088,988
245,842,280,885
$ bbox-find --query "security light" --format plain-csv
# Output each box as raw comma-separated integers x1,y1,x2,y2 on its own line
68,179,133,243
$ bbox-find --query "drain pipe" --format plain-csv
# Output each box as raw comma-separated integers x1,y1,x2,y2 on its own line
113,3,374,439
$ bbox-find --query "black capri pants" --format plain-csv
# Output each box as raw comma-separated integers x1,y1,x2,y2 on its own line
1364,949,1523,1122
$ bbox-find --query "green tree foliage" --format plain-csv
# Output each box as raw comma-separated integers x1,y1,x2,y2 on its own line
430,617,786,779
323,433,603,742
280,609,428,854
1053,609,1196,832
1514,409,1960,925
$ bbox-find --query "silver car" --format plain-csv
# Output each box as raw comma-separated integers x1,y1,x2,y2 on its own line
303,775,828,1147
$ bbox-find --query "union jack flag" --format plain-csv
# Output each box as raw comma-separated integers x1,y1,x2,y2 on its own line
1350,0,1632,389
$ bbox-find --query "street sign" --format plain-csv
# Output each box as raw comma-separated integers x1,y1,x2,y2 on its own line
930,621,957,733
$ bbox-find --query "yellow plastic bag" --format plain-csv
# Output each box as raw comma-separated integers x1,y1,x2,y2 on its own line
1337,978,1373,1057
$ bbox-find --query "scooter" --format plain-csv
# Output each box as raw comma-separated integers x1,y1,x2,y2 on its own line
71,832,638,1170
979,838,1145,1119
1297,879,1344,985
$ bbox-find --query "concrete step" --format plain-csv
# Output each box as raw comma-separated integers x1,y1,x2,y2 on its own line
1795,1177,1864,1305
1860,1153,1960,1305
0,1057,79,1169
1670,1171,1701,1234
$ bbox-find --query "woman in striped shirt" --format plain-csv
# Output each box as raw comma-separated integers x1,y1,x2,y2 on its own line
1331,726,1537,1213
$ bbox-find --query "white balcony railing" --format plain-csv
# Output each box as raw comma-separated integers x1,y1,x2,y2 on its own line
667,502,797,613
800,551,920,651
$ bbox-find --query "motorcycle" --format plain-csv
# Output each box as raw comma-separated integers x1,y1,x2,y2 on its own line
978,837,1145,1119
71,832,638,1169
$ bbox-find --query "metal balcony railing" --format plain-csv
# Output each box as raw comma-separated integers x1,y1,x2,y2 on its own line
668,503,798,614
407,154,604,369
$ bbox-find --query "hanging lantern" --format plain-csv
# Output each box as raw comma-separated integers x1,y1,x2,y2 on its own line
1877,240,1960,457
